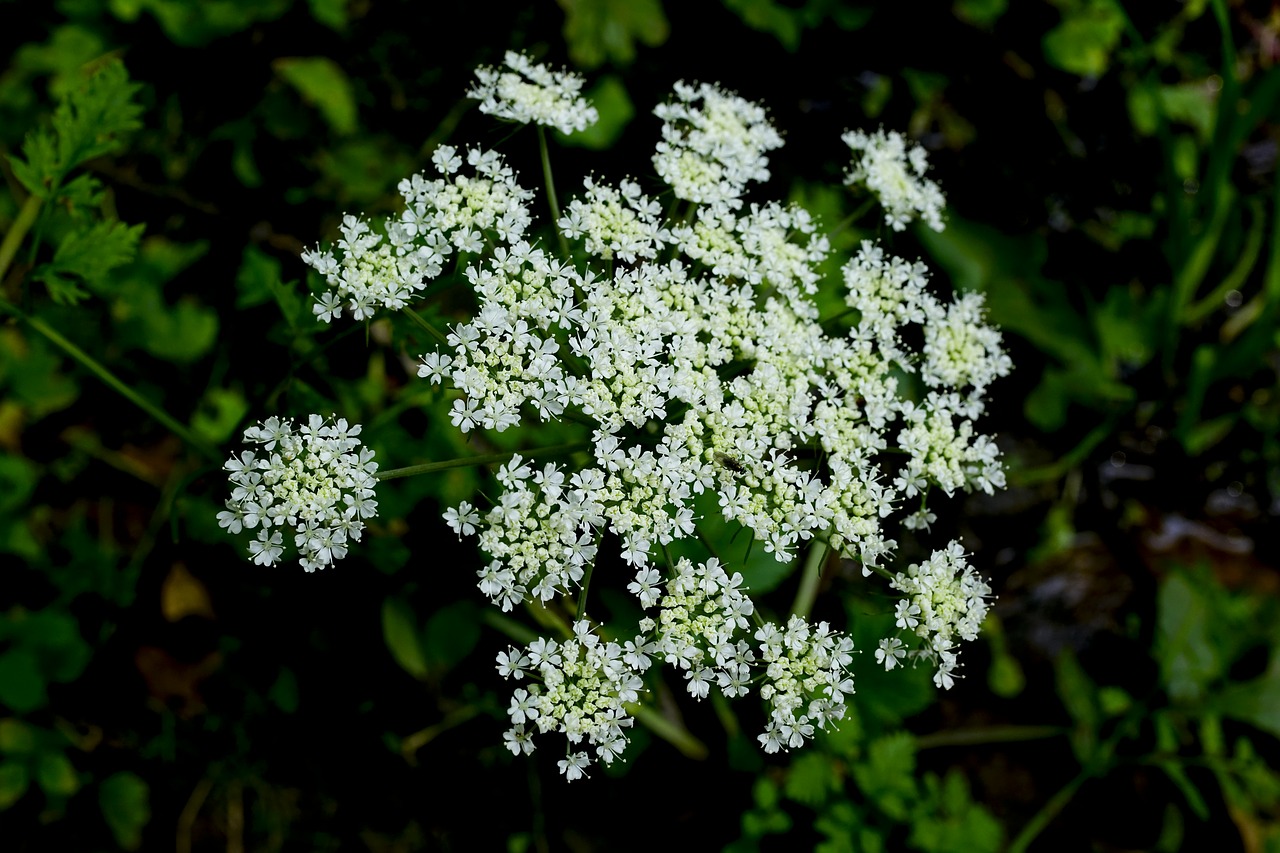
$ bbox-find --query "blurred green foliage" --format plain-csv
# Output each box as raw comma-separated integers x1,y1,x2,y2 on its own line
1,0,1279,850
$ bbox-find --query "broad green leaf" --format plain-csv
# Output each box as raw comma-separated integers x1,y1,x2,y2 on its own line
34,750,78,797
0,762,28,809
953,0,1007,28
558,0,669,68
0,720,35,754
108,0,291,46
1042,0,1125,77
275,57,358,136
1213,655,1280,740
560,76,634,150
235,246,282,309
382,597,429,680
191,388,249,445
1156,571,1220,702
422,601,481,674
0,455,38,514
268,668,299,714
20,609,91,683
1158,82,1216,142
0,649,46,713
308,0,348,30
99,772,150,850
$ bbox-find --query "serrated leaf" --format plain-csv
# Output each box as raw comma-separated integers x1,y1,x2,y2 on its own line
275,57,358,135
784,751,836,806
52,59,144,175
99,771,150,850
382,597,429,679
35,219,145,301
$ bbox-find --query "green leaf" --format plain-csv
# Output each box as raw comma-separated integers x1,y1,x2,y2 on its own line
34,750,78,797
0,762,29,810
853,733,917,820
0,720,35,754
1157,571,1221,703
308,0,349,30
34,220,145,303
275,57,358,136
0,650,47,713
784,751,836,806
953,0,1007,28
557,0,669,68
560,76,634,150
268,668,299,714
235,246,283,309
1158,82,1216,143
1213,655,1280,739
0,455,38,515
1055,649,1099,761
422,601,481,674
51,59,144,178
99,771,150,850
107,0,292,47
1042,0,1125,77
382,597,429,680
20,609,91,683
191,388,249,445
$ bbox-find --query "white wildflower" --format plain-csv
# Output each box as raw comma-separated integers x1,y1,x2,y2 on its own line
469,51,598,135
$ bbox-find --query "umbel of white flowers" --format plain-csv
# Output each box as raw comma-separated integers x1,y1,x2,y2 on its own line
218,415,378,571
276,51,1012,779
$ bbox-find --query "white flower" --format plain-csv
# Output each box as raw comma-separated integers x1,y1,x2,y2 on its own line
468,51,598,135
219,415,378,571
843,128,946,232
653,81,783,208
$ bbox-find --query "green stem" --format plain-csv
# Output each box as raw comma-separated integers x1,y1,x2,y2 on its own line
0,194,42,288
403,307,450,348
789,538,828,619
827,197,877,242
537,126,569,259
914,725,1067,751
0,301,220,462
1183,197,1265,324
1007,769,1091,853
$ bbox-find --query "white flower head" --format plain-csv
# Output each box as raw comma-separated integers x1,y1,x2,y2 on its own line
843,128,946,232
468,51,598,135
653,81,783,208
219,414,378,572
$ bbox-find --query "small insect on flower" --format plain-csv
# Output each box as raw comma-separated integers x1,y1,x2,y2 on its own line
714,451,746,475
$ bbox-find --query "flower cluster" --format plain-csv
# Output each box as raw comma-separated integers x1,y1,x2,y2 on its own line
884,542,992,688
303,146,532,323
277,54,1011,780
843,128,946,232
496,621,647,779
218,415,378,571
468,50,598,135
653,81,784,208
